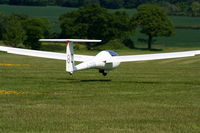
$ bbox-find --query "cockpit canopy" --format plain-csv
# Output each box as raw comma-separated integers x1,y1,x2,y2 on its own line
105,50,119,56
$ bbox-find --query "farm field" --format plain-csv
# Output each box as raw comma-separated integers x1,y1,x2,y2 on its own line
0,5,76,32
134,29,200,48
0,48,200,132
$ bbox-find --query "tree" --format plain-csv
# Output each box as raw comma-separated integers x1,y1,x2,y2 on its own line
60,4,111,48
133,4,174,49
62,0,79,7
60,4,134,48
9,0,48,6
0,12,6,40
23,26,43,49
55,0,65,6
79,0,100,6
124,0,137,8
3,16,26,47
0,0,9,4
190,1,200,16
111,11,133,38
0,13,50,49
9,0,22,5
158,2,181,15
22,18,50,49
100,0,124,9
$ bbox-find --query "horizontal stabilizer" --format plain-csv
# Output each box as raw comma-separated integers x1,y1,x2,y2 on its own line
39,39,102,43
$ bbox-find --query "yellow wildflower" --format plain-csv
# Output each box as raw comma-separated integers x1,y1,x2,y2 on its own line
0,64,30,67
0,90,28,95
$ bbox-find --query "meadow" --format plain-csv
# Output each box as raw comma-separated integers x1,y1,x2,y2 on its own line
0,47,200,132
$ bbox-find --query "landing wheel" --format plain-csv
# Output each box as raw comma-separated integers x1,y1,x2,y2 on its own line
99,70,108,76
102,72,107,76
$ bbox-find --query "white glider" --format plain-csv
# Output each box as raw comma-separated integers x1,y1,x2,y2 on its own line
0,39,200,76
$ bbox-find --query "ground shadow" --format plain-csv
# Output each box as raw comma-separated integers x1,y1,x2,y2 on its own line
64,78,112,82
134,47,163,51
80,79,112,82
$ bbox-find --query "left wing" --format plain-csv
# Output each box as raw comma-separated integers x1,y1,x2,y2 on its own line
0,46,94,62
110,50,200,62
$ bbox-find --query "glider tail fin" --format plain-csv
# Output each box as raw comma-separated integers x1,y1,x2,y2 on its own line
66,41,75,74
39,39,102,75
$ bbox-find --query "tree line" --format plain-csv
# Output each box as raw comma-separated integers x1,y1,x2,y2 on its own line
1,0,200,15
0,13,50,49
0,4,174,50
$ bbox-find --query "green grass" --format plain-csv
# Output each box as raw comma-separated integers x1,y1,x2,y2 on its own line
157,29,200,47
0,47,200,132
170,16,200,26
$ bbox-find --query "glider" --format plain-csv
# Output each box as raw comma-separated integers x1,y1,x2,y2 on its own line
0,39,200,76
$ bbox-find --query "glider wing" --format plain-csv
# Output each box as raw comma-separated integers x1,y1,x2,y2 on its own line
110,50,200,62
0,46,94,62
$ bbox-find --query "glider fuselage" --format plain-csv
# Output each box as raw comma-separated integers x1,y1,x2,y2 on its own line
75,50,120,75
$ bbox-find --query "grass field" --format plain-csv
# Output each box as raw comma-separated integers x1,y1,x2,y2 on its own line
0,48,200,132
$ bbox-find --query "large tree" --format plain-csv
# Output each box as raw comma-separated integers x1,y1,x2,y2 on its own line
190,1,200,16
0,12,6,40
22,18,50,49
60,4,133,48
0,13,49,49
2,16,26,47
133,4,174,49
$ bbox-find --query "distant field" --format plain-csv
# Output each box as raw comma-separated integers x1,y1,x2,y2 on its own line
0,5,76,20
0,5,76,32
0,49,200,132
1,4,200,47
134,29,200,48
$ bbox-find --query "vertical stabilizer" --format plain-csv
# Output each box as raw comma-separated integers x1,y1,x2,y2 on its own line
66,41,75,74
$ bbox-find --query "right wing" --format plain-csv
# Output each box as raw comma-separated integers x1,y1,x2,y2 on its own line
0,46,94,62
111,50,200,62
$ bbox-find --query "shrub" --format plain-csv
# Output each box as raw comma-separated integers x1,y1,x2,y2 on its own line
97,39,128,50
